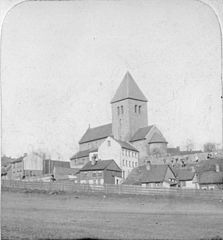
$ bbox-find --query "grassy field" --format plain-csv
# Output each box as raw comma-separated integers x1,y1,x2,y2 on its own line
1,189,223,240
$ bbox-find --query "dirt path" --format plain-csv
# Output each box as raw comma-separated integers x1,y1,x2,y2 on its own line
1,190,223,239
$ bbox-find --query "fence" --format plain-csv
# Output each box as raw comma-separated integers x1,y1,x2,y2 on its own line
2,180,223,201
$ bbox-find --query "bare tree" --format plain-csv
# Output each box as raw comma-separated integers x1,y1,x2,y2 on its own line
186,139,194,151
203,142,216,152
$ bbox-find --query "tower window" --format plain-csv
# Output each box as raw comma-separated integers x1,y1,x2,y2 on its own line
135,105,137,113
139,106,141,114
108,140,111,147
117,106,120,115
121,105,124,114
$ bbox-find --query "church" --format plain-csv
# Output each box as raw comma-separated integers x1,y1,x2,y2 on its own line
70,72,168,178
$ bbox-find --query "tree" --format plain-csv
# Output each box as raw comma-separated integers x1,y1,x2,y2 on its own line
203,142,216,152
186,139,194,151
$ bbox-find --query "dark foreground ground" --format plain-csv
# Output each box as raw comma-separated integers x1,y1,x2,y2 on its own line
1,189,223,240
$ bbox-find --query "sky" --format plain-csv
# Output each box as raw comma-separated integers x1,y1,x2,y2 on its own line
1,0,223,160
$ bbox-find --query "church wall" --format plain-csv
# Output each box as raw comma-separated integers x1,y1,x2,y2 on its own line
112,100,130,141
112,99,148,142
79,138,106,151
148,142,167,156
128,99,148,139
131,140,149,165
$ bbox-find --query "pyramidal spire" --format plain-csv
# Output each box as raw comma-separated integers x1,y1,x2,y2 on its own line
111,71,148,103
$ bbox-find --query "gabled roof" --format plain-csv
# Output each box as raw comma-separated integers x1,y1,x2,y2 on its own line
198,171,223,184
140,165,170,183
80,160,121,172
115,139,139,152
111,72,148,103
130,125,154,142
196,159,223,174
123,164,174,185
70,148,98,160
148,132,168,144
79,123,112,144
175,169,195,181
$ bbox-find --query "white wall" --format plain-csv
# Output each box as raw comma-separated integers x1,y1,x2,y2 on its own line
98,137,121,166
23,153,43,170
98,137,139,179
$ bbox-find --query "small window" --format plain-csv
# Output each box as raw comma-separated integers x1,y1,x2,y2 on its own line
92,172,96,177
121,105,124,114
126,160,127,166
117,106,120,115
135,105,137,113
97,171,102,177
108,140,111,147
139,105,141,114
129,161,131,167
123,160,125,166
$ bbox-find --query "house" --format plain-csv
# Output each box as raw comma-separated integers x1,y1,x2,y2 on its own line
198,171,223,190
196,159,223,190
71,72,168,168
174,169,198,189
43,159,70,174
70,148,98,169
123,163,176,188
79,159,122,185
98,136,139,179
23,152,44,177
53,166,79,181
10,157,24,180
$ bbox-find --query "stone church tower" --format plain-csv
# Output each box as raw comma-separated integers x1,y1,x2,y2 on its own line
111,72,148,142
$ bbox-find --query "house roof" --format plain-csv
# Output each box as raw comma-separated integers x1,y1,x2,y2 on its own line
79,123,112,144
124,164,174,185
198,171,223,184
54,166,80,176
80,159,121,172
115,139,139,152
70,148,98,160
176,169,195,181
130,125,154,142
11,156,24,164
111,72,148,103
148,132,168,144
140,165,170,183
196,158,223,174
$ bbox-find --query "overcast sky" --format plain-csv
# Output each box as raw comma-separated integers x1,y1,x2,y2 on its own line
1,0,222,160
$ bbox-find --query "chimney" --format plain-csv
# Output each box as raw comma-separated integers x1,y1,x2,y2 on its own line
146,160,151,171
216,164,220,172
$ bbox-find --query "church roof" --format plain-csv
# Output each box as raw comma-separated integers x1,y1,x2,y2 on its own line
79,123,112,144
111,72,148,103
116,139,139,152
130,125,154,142
148,132,168,143
70,148,98,160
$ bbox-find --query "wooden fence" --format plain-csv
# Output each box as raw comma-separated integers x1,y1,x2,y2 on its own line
2,180,223,201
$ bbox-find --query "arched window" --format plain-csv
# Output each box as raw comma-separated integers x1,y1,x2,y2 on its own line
121,105,124,114
117,107,120,115
139,105,141,114
135,105,137,113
